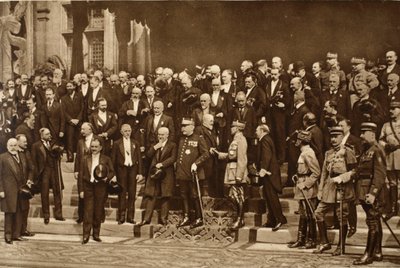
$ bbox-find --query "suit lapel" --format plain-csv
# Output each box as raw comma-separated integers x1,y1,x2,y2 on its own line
119,140,125,157
160,141,170,160
87,156,92,176
6,154,20,181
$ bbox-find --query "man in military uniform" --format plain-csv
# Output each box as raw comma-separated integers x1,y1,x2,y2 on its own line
313,126,358,255
176,117,209,228
353,122,386,265
379,101,400,220
216,120,248,230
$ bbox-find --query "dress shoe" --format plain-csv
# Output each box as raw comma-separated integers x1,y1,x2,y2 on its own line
118,220,125,225
327,223,340,230
190,218,203,229
136,220,150,227
313,243,331,254
176,216,191,228
21,231,35,237
300,241,317,249
347,227,356,238
127,219,136,224
76,218,83,224
231,219,244,230
93,236,102,242
353,254,373,265
13,237,28,241
44,218,50,225
55,217,66,221
82,238,89,244
262,222,276,228
5,238,13,244
373,253,383,262
272,222,284,232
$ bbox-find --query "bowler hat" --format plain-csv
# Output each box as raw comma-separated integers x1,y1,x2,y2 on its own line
293,61,305,72
94,164,108,181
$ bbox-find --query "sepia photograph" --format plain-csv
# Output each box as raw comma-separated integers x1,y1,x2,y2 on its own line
0,1,400,267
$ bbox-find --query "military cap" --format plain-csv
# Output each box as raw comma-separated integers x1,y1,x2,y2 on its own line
94,164,108,181
360,122,377,132
293,61,306,72
181,117,195,126
231,120,246,130
351,57,366,65
390,101,400,109
326,52,338,59
329,126,344,136
296,130,312,143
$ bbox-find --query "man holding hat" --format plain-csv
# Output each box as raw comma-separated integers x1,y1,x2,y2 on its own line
216,120,248,230
176,117,209,228
288,130,320,249
379,101,400,220
78,137,116,244
352,122,386,265
313,126,357,255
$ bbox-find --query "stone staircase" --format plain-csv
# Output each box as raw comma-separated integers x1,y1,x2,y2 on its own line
1,159,399,248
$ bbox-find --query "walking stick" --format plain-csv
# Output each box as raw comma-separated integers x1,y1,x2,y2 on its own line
382,217,400,247
192,171,205,221
292,175,317,221
337,184,344,255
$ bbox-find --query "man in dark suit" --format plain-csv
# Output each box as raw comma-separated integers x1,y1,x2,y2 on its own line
141,85,162,122
78,138,116,244
142,101,175,151
79,73,90,123
137,127,177,226
111,124,143,224
119,87,147,142
26,97,41,143
255,124,287,231
303,112,324,168
61,82,83,162
241,73,267,123
52,68,67,100
16,74,34,117
320,73,351,120
40,87,65,144
376,73,400,120
87,75,106,118
15,114,35,151
74,122,95,224
265,68,291,164
378,50,400,91
89,98,118,156
31,128,65,224
287,89,311,186
194,114,221,197
0,138,31,243
255,59,269,91
16,134,35,237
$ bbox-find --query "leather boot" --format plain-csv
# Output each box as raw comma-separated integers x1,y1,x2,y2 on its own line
353,226,377,265
313,221,331,254
373,221,383,261
177,214,191,228
384,186,398,220
332,224,348,256
288,217,307,248
300,218,317,249
231,200,244,230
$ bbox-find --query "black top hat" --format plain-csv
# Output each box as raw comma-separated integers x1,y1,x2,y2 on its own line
94,164,108,181
19,184,34,199
149,166,165,181
107,181,123,195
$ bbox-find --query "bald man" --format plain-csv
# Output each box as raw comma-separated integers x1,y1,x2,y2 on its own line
0,139,31,243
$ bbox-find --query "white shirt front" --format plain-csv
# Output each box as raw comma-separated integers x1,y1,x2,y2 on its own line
211,91,220,106
153,114,162,131
123,138,133,166
222,82,231,94
90,153,100,182
132,99,139,116
21,84,27,97
85,133,93,150
387,64,395,73
81,83,89,97
98,110,107,125
92,86,100,101
271,80,278,96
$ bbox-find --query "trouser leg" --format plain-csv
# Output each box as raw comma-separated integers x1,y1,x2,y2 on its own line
127,167,137,221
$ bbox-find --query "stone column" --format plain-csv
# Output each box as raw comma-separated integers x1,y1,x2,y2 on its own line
34,2,50,65
25,1,34,76
104,9,118,73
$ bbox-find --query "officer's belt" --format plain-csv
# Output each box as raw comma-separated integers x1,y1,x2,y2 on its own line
227,159,237,163
297,172,312,177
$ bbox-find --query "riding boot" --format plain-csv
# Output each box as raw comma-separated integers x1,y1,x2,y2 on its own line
288,217,307,248
300,218,317,249
313,221,332,253
332,224,348,256
385,186,398,220
231,200,244,230
373,221,383,261
353,225,377,265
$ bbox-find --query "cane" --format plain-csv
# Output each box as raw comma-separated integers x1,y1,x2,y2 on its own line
292,175,317,222
192,171,205,221
337,183,344,255
382,217,400,247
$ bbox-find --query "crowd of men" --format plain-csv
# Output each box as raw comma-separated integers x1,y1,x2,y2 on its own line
0,50,399,265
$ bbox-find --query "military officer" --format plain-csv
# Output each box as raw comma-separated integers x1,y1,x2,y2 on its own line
313,126,358,255
175,117,209,228
288,131,320,249
216,120,249,230
379,101,400,220
353,122,386,265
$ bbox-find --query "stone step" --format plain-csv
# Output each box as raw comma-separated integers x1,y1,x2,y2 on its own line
238,225,400,248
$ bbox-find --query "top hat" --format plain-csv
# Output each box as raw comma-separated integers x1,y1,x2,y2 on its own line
149,166,165,181
293,61,306,72
19,184,34,199
93,164,108,181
